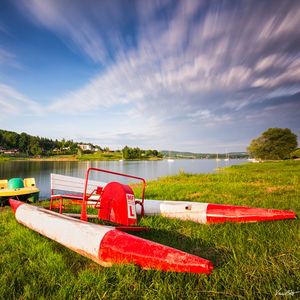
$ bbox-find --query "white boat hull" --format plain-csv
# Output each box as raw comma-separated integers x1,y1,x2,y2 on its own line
135,199,296,224
136,199,209,223
9,199,213,273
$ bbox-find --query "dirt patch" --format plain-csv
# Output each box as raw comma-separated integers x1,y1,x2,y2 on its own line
244,180,265,186
253,198,262,204
264,186,286,192
0,206,11,214
200,178,209,181
189,192,202,198
213,193,232,199
252,180,264,186
255,171,278,174
129,183,143,189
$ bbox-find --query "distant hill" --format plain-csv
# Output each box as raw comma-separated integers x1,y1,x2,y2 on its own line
161,150,249,159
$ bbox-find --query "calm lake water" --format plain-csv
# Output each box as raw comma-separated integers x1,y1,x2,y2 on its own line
0,159,248,199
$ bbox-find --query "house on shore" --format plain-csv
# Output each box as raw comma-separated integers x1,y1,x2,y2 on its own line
78,145,92,151
4,149,20,155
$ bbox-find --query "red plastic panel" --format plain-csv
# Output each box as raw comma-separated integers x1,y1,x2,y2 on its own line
206,204,296,223
98,182,137,226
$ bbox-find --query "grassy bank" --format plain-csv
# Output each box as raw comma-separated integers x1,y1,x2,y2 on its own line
0,161,299,299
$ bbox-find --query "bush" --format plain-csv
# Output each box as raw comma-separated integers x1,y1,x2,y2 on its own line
291,149,300,158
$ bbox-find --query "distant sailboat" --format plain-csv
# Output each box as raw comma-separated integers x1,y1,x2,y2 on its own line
167,150,174,162
216,151,220,161
224,150,229,162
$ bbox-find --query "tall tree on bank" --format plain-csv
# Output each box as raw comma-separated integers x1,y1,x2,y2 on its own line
246,128,298,160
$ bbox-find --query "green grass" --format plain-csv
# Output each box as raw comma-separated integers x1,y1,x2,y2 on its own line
77,152,123,161
1,161,300,299
76,152,162,161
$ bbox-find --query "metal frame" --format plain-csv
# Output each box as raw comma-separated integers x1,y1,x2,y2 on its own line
80,167,146,221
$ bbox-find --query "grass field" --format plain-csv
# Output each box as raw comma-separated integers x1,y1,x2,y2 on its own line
0,161,299,299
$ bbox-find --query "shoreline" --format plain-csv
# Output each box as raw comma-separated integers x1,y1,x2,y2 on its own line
2,158,164,162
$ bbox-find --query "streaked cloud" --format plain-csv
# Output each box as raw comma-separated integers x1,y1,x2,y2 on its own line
0,0,298,152
0,84,41,118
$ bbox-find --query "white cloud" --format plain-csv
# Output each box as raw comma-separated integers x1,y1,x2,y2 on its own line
0,84,41,118
4,0,300,152
254,54,279,71
223,99,251,111
32,0,298,139
0,46,21,69
15,0,137,64
188,109,211,119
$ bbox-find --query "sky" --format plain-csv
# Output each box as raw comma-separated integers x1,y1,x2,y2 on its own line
0,0,299,153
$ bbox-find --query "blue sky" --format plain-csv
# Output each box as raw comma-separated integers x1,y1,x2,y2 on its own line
0,0,299,153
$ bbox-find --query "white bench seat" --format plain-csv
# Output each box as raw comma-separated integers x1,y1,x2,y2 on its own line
50,173,107,213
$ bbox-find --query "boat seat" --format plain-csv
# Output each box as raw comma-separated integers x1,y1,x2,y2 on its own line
0,180,8,189
24,178,36,187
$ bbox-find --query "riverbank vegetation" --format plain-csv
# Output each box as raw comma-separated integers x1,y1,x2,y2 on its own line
0,129,80,156
0,161,299,299
160,150,250,159
0,129,162,161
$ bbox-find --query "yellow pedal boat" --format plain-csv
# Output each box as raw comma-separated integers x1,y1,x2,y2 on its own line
0,178,39,205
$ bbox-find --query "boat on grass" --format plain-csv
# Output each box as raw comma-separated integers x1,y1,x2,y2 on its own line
135,199,296,223
0,178,39,205
49,172,296,225
9,199,213,274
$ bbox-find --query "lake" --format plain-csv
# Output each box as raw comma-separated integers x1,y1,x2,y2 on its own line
0,159,248,199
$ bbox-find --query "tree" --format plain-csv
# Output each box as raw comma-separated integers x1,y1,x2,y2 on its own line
133,147,141,158
146,150,153,156
69,142,78,154
122,146,129,159
152,150,158,157
31,144,43,156
246,128,298,160
3,131,19,149
122,146,142,159
19,132,29,152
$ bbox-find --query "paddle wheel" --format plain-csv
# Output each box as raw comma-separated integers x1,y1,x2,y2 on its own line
78,168,145,226
94,182,137,225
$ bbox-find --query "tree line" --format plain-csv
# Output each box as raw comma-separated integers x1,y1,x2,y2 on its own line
0,129,96,156
0,129,162,158
2,127,298,160
122,146,163,159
